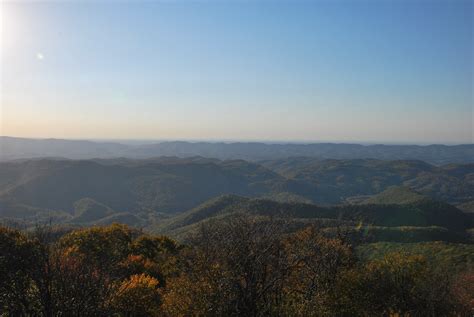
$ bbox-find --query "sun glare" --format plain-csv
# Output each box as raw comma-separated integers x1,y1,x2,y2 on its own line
0,2,27,59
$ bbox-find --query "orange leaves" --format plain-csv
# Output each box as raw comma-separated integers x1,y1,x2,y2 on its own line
110,274,161,316
118,254,162,281
119,273,160,291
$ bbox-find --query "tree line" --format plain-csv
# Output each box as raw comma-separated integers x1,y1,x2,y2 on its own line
1,215,472,316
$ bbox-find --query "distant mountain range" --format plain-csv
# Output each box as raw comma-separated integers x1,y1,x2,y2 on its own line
1,136,473,165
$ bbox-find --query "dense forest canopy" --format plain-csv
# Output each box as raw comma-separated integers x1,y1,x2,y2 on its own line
1,219,473,316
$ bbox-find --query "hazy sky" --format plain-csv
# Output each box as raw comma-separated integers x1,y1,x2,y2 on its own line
1,0,472,143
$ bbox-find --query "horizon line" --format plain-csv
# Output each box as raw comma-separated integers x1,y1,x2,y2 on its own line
1,135,472,147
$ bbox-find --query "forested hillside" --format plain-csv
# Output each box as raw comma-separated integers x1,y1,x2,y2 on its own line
1,157,473,228
153,192,472,242
260,158,474,204
0,158,286,222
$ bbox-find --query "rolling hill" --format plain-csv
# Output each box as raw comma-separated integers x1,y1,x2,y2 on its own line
1,157,473,230
260,158,474,204
154,194,472,241
0,158,288,222
360,186,428,205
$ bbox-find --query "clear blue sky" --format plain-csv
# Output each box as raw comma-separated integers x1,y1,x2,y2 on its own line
1,0,472,143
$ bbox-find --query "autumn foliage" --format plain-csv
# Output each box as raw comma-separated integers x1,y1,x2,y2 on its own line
0,219,472,316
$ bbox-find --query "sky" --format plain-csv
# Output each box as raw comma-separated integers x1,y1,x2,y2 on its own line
1,0,472,144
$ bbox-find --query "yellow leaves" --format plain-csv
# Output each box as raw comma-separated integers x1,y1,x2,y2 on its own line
62,245,80,258
120,273,160,290
110,274,161,316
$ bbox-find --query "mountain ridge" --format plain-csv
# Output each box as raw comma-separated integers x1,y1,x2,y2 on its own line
2,136,473,165
1,157,473,229
153,194,472,242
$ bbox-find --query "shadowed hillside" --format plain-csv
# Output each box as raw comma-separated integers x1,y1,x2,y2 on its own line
260,158,474,204
0,158,287,221
361,186,428,205
154,194,472,242
1,157,473,228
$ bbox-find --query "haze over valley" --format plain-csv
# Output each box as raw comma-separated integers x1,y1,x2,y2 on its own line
1,136,473,164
